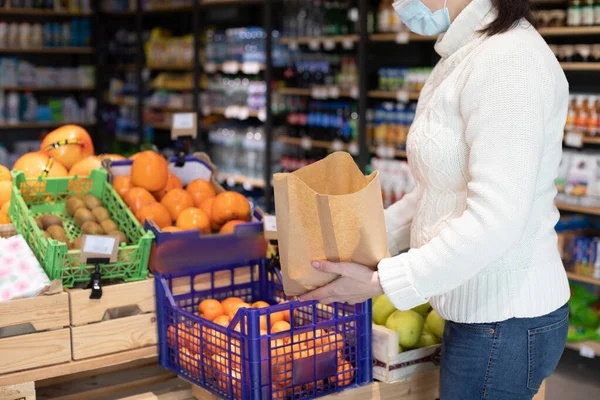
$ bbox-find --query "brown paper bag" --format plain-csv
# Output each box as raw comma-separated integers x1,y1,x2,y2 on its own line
273,152,390,296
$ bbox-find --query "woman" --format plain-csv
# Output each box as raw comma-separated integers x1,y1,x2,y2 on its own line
300,0,571,398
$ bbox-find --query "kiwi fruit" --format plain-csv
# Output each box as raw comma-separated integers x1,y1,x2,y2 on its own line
100,219,118,234
40,215,63,230
70,237,83,250
43,230,51,239
74,208,96,227
108,230,127,245
34,217,44,230
47,225,67,243
92,207,110,223
84,194,103,210
66,197,86,217
81,221,104,235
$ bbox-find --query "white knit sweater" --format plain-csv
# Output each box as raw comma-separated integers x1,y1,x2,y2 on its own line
378,0,571,323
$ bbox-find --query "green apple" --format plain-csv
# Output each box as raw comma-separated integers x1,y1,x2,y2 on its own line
425,310,445,340
385,310,424,348
398,343,404,353
411,303,432,316
416,332,438,348
372,295,397,326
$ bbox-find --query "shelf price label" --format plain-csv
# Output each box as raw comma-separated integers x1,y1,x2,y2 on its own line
342,38,354,50
579,345,596,359
171,112,197,140
301,137,313,150
225,106,240,119
348,8,359,22
348,142,359,156
328,86,340,99
80,235,119,263
258,108,267,122
311,87,328,100
263,215,278,240
565,131,584,148
242,62,261,75
323,39,336,51
331,139,345,152
222,61,239,74
227,176,237,187
395,32,410,44
201,105,212,116
396,90,410,103
350,86,359,99
288,41,299,51
205,62,217,73
309,39,320,51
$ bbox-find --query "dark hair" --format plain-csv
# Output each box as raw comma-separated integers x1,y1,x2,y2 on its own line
480,0,536,36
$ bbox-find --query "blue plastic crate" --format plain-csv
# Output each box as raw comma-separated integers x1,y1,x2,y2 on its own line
155,259,372,400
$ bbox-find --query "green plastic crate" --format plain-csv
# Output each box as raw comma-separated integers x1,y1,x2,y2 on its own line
9,168,154,287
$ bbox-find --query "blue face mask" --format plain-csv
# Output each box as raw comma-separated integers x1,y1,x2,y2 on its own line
393,0,451,36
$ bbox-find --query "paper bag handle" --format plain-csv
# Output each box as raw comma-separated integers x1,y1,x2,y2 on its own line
315,194,340,262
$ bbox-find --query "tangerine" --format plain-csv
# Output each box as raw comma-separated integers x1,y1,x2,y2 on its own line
219,219,246,234
175,207,211,233
13,152,68,179
0,201,10,215
271,321,291,333
124,187,156,214
252,301,270,309
0,181,11,206
212,191,251,225
331,360,354,386
186,179,216,207
161,188,194,221
40,125,94,170
131,151,168,192
152,173,183,201
68,156,102,177
221,297,245,316
162,226,182,233
228,302,251,319
0,212,10,224
212,315,231,328
113,175,133,198
136,202,171,229
0,165,11,182
198,299,224,321
200,197,220,231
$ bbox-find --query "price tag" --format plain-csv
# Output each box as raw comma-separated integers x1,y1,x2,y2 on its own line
227,177,236,187
242,61,261,75
386,146,396,159
376,145,387,158
225,106,240,119
309,39,320,51
328,86,340,99
579,345,596,359
396,90,410,103
205,62,217,73
348,8,359,22
350,86,359,99
323,39,336,51
332,139,344,152
565,131,584,148
395,32,410,44
222,61,239,74
80,235,119,263
348,142,359,156
237,106,250,121
263,215,278,240
288,41,298,51
258,108,267,122
311,87,328,99
301,137,313,150
243,181,254,191
342,38,354,50
171,112,197,140
202,105,212,116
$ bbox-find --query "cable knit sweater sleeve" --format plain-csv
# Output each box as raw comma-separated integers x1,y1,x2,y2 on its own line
378,41,554,310
384,189,418,256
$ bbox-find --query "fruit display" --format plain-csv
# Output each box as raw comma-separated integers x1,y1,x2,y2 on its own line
372,295,445,352
0,166,11,225
568,284,600,342
111,151,254,234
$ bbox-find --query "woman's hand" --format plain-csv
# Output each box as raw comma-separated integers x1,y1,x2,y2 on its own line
298,261,384,305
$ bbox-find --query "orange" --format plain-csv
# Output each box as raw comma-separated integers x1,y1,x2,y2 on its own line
228,302,250,319
271,321,291,333
162,226,182,233
252,301,270,309
331,360,354,386
279,300,294,324
13,152,68,179
128,152,142,160
175,207,211,233
167,325,176,347
203,327,230,355
131,151,168,192
0,165,11,182
100,153,126,161
152,173,183,201
212,315,231,328
0,213,10,224
40,125,94,169
0,181,11,207
198,299,224,321
136,202,171,229
221,297,245,316
113,175,133,198
186,179,216,207
0,201,10,215
178,322,201,353
179,347,201,376
219,219,246,234
212,191,251,225
160,188,194,221
68,156,102,177
124,187,156,214
200,197,220,231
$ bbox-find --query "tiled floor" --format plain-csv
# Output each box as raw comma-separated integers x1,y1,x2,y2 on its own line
547,348,600,399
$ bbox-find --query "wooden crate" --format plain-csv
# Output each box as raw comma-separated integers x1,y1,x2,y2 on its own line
0,293,71,375
0,382,35,400
372,324,440,383
0,224,16,238
68,279,157,360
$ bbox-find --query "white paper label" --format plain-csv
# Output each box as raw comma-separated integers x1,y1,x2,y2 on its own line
83,235,116,256
323,39,335,51
395,32,410,44
309,39,320,51
396,90,410,103
328,86,340,99
580,345,596,359
565,131,584,148
386,146,396,159
350,86,359,99
237,107,250,121
288,41,299,51
332,139,344,152
225,106,240,119
258,108,267,122
348,142,359,155
342,38,354,50
242,61,261,75
376,145,386,158
172,113,195,129
222,61,239,74
202,105,212,116
301,137,313,150
227,176,236,187
243,181,254,191
205,62,217,73
264,215,277,232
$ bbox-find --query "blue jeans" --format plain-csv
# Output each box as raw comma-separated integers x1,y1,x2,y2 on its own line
440,303,569,399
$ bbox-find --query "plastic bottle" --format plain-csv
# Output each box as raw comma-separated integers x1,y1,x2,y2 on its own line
595,0,600,25
565,95,576,131
23,91,37,122
7,92,19,124
587,96,598,136
583,0,595,25
568,0,583,26
575,95,588,132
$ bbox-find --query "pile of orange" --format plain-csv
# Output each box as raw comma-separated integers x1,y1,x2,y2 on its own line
112,152,252,234
0,165,12,224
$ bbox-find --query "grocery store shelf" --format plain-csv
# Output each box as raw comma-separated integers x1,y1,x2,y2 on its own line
368,90,421,100
147,64,193,71
278,136,357,152
370,145,408,158
565,340,600,357
147,105,194,112
0,47,94,54
0,8,92,17
369,33,437,42
0,86,94,92
277,86,356,98
146,121,172,130
0,121,95,129
539,26,600,36
210,107,261,118
279,34,359,45
560,62,600,71
566,271,600,286
556,202,600,216
216,173,265,189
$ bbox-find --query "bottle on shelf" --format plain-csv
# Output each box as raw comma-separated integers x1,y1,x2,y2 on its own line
583,0,596,25
568,0,583,26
